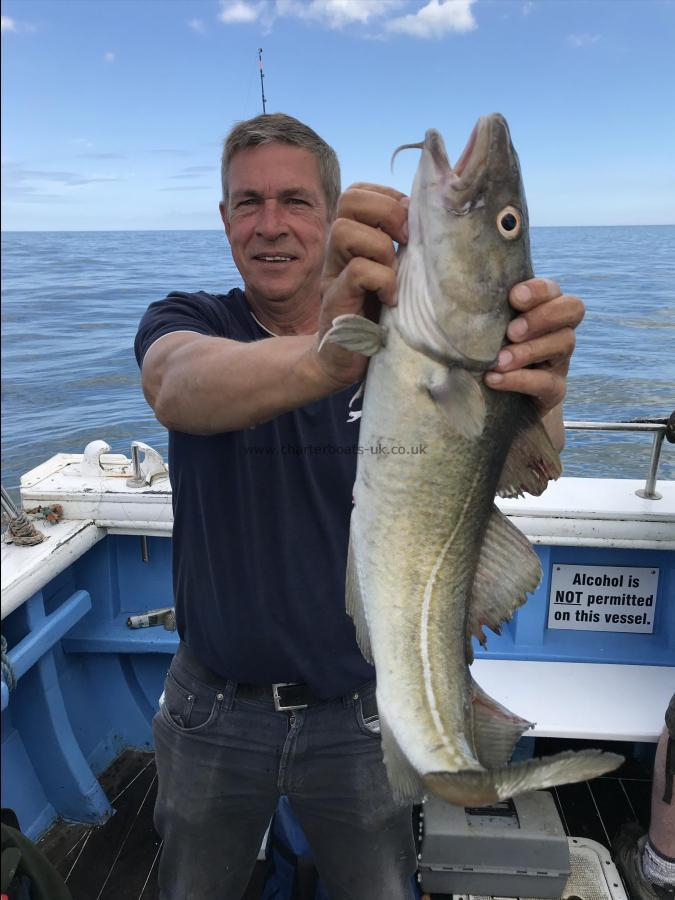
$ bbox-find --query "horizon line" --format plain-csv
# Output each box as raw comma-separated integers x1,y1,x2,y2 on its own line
3,223,674,234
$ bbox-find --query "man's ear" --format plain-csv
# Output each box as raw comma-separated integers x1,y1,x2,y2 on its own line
219,201,230,237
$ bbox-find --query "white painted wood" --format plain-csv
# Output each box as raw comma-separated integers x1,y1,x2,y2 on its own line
17,447,675,547
471,659,674,742
1,520,104,619
499,475,675,523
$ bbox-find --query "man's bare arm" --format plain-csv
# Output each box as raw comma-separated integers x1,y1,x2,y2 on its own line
142,186,409,436
142,331,343,434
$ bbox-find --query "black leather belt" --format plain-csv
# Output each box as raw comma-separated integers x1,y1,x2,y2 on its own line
237,681,321,711
175,643,375,714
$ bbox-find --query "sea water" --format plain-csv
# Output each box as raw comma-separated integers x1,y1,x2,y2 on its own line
2,226,674,494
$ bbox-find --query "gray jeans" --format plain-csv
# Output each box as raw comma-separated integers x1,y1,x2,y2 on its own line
153,644,417,899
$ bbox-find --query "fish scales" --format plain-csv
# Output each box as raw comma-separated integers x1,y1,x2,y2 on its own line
326,113,623,807
356,323,521,776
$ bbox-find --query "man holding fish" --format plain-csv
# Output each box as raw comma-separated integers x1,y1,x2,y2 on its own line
136,112,589,898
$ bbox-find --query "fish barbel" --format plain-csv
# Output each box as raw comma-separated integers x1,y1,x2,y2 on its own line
322,114,623,806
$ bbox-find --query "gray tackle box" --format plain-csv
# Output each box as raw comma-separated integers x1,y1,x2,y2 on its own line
418,790,571,898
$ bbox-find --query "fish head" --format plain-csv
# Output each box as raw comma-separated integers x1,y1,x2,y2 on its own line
403,114,533,368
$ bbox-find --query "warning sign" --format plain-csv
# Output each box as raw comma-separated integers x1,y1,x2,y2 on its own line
548,564,658,633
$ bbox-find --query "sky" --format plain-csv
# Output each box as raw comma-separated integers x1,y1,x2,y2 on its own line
2,0,674,230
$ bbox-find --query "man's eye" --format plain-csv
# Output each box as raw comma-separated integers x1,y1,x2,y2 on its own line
236,198,258,208
287,197,308,206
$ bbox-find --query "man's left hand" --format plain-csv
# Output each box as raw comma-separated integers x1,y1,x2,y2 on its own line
484,277,585,418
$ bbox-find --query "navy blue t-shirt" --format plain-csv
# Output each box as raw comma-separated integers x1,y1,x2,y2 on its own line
134,289,374,698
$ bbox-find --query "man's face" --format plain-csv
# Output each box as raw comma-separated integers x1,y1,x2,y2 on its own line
220,143,330,308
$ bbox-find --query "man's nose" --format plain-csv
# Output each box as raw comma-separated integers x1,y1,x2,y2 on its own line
255,200,288,239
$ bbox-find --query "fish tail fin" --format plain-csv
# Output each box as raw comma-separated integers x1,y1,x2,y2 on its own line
423,749,623,807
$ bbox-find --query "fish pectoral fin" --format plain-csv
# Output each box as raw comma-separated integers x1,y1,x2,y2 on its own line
471,678,532,768
425,367,486,439
497,400,562,498
319,314,386,357
345,525,373,665
467,505,542,656
379,708,426,804
423,749,623,807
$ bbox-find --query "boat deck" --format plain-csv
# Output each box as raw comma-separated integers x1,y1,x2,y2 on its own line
36,738,655,900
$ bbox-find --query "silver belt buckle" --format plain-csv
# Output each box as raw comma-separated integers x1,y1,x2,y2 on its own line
273,682,307,712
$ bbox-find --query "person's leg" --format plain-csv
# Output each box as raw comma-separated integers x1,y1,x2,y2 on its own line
285,685,417,900
153,648,283,900
642,693,675,889
613,694,675,899
649,697,675,858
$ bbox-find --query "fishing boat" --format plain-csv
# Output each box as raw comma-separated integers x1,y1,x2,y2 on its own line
1,417,673,899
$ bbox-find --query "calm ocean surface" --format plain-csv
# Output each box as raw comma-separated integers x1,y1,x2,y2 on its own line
2,226,674,496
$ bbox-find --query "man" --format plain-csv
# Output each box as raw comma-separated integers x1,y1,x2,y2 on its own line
135,113,583,899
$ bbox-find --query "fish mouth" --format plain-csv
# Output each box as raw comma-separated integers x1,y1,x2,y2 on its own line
426,114,510,210
392,114,512,206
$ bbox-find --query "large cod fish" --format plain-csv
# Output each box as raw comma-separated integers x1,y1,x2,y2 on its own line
323,114,623,806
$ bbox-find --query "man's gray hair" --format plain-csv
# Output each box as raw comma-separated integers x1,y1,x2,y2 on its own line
221,113,341,220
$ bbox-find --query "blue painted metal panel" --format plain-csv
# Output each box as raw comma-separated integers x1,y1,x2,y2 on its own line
113,535,173,614
63,613,179,654
8,591,113,826
11,650,112,826
1,716,57,840
7,590,91,683
57,649,158,772
474,545,675,664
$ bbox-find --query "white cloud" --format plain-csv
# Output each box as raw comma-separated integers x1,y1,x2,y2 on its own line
522,1,534,15
188,18,206,32
1,14,37,33
568,33,601,48
2,161,124,201
216,0,475,38
301,0,403,28
104,51,115,62
218,1,260,24
387,0,476,37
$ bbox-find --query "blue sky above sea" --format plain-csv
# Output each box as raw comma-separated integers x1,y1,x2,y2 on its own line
2,0,674,231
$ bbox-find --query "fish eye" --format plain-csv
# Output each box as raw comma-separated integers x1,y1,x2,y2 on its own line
496,206,522,240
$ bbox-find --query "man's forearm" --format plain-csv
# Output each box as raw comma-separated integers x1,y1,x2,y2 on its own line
145,333,349,435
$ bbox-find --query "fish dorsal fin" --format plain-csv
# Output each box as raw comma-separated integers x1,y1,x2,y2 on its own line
471,678,533,768
426,367,486,439
345,523,373,665
466,505,542,659
497,401,562,498
395,245,464,364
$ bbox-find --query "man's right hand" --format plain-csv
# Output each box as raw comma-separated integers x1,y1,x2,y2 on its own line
142,185,409,436
313,184,409,387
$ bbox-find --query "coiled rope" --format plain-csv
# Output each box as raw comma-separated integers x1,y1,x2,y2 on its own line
1,486,47,546
1,635,17,692
2,510,46,546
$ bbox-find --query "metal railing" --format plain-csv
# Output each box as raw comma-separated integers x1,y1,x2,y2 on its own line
564,416,674,500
